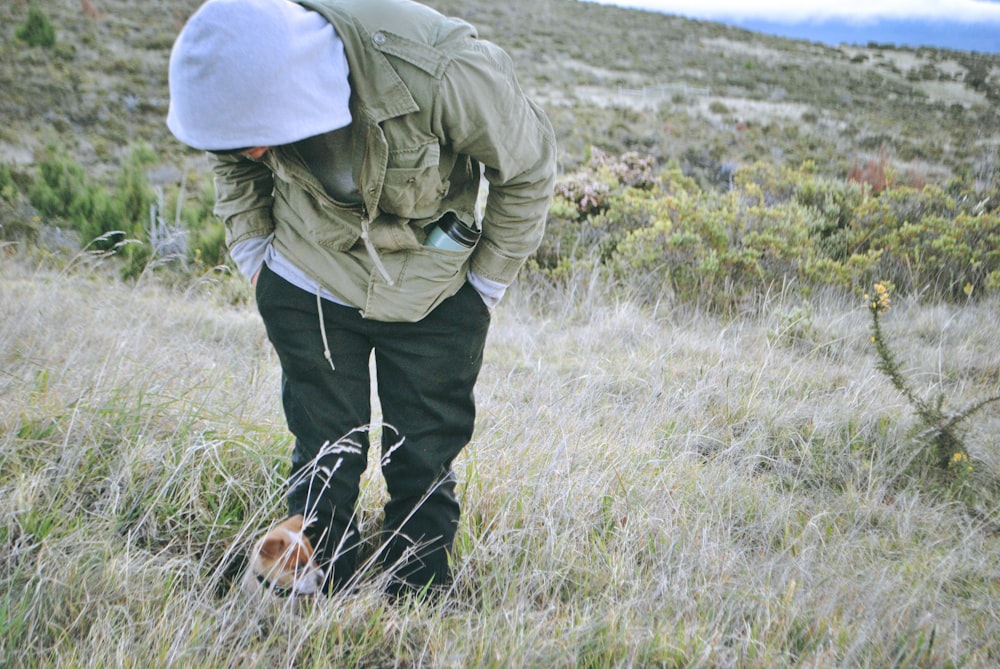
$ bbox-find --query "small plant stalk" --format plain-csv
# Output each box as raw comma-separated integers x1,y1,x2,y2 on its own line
867,282,1000,472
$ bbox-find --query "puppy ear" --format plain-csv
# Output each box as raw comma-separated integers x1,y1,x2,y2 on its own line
259,536,288,560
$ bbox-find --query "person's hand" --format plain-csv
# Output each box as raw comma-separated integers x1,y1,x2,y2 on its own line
251,268,261,287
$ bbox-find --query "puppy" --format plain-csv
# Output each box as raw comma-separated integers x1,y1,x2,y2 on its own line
244,514,324,596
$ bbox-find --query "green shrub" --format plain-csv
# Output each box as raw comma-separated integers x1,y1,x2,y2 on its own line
15,4,56,49
28,146,101,225
841,185,1000,299
189,217,227,268
732,161,798,204
115,148,167,278
708,101,729,115
172,181,225,267
24,143,234,278
609,184,830,307
79,187,127,249
116,145,157,227
27,145,156,254
791,174,864,261
539,149,1000,310
0,165,39,243
0,164,18,203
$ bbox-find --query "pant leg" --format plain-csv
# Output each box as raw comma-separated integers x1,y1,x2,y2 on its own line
254,264,372,591
371,282,491,594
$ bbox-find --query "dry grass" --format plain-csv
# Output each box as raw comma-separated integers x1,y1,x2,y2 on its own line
3,0,999,664
2,256,1000,667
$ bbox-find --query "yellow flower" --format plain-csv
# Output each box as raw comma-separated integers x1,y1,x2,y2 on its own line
949,452,972,471
868,282,891,313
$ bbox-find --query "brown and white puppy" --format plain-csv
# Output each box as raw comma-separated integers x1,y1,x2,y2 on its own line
243,514,324,596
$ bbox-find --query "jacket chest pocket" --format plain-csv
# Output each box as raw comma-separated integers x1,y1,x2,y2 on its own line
380,141,448,220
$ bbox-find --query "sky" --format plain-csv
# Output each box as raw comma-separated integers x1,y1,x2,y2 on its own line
582,0,1000,25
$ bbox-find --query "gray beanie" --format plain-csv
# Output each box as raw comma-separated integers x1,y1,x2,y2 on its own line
167,0,352,151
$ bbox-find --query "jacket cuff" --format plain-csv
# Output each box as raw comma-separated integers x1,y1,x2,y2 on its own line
225,207,275,248
469,238,526,284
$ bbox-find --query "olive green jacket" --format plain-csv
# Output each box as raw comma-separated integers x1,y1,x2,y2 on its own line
210,0,556,322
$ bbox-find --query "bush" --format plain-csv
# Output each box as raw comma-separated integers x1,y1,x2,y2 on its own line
15,4,56,49
608,179,830,308
28,146,103,228
116,145,157,230
22,143,235,279
553,148,657,217
708,101,730,115
173,180,226,268
0,164,18,203
842,184,1000,299
537,150,1000,310
27,145,156,257
0,165,40,243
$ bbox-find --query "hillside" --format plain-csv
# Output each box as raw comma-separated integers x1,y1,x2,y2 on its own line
1,0,998,189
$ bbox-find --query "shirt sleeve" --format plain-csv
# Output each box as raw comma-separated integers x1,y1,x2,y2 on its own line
467,270,507,308
229,233,273,281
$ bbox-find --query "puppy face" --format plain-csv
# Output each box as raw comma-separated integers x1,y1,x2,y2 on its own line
247,515,324,595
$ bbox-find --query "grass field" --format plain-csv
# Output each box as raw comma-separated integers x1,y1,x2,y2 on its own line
3,256,1000,667
3,0,999,665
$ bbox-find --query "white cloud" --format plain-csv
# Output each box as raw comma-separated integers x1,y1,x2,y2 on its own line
583,0,1000,24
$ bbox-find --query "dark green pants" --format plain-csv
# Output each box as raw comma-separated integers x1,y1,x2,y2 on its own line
255,264,490,595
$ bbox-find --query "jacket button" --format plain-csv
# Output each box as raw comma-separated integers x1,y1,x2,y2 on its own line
372,32,387,45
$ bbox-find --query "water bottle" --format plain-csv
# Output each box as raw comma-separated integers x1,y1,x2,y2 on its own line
424,213,480,251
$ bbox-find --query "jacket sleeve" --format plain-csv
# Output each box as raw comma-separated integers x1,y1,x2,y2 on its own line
208,153,277,249
433,38,557,285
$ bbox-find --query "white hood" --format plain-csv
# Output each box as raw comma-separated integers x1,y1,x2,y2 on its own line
167,0,352,151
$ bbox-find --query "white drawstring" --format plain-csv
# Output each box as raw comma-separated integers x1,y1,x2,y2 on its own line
316,286,336,373
360,215,394,286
